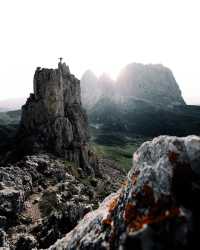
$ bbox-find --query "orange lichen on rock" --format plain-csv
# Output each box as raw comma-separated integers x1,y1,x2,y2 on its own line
131,175,137,185
127,206,181,233
128,215,147,232
124,203,137,223
135,184,155,208
107,195,120,213
147,207,180,225
168,151,179,162
102,217,112,226
101,194,120,227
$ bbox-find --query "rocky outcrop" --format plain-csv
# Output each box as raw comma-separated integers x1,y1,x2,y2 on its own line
49,135,200,250
0,154,125,249
0,187,24,217
16,62,99,175
0,229,9,248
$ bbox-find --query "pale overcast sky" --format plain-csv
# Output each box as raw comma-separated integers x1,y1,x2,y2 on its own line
0,0,199,104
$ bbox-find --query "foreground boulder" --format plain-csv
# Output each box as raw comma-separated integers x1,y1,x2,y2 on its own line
49,135,200,250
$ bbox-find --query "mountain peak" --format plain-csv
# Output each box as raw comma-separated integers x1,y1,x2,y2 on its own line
81,62,186,110
117,63,185,108
15,62,99,175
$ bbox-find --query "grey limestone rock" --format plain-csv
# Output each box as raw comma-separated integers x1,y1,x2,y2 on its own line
16,62,99,176
0,153,107,248
15,234,37,250
0,187,24,216
49,135,200,250
0,229,9,248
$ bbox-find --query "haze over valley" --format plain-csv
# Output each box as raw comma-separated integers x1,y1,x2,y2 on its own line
1,62,200,170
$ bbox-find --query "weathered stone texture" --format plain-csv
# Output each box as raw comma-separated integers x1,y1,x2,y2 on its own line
17,62,98,175
49,135,200,250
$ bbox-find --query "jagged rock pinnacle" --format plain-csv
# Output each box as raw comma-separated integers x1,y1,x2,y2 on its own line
15,62,99,176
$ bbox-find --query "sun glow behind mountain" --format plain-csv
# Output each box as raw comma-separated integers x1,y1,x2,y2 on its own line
0,0,199,103
91,62,123,81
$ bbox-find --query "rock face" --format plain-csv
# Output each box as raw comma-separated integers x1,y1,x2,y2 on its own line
49,135,200,250
17,62,98,175
117,63,185,108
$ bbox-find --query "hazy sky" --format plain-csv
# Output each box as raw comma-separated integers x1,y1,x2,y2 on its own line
0,0,199,104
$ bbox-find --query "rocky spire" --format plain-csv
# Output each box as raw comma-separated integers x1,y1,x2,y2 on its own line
16,62,99,176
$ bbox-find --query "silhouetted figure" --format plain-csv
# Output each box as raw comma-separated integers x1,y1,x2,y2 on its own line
59,57,63,63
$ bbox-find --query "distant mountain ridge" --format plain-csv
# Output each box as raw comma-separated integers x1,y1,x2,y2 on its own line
81,71,115,110
116,63,185,108
81,63,200,143
81,63,185,110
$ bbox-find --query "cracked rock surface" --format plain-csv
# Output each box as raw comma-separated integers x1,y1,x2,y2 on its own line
0,154,125,249
49,135,200,250
14,62,99,176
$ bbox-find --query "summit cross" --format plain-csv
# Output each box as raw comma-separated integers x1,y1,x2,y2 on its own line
59,57,63,63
